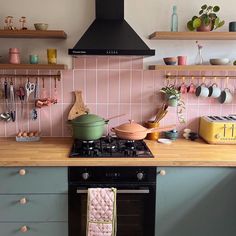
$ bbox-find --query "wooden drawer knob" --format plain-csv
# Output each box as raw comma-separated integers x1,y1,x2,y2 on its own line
20,226,28,233
19,169,26,176
19,197,27,205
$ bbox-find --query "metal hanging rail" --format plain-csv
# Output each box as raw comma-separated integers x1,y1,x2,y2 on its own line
165,74,235,79
0,71,61,80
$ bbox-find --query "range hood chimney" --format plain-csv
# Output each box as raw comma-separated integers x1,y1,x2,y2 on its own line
68,0,155,56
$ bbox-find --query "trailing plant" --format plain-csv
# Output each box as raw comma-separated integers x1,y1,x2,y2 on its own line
187,4,225,31
160,85,186,124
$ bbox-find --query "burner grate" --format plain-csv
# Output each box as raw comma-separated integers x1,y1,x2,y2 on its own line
69,137,154,158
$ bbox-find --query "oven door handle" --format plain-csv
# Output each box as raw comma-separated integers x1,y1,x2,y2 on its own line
76,189,150,194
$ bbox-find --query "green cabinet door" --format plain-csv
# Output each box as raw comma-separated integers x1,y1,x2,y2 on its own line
156,167,236,236
0,222,68,236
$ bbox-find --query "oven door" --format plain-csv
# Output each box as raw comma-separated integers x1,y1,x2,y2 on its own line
69,184,156,236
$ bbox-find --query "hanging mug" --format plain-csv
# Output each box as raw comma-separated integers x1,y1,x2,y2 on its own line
208,83,221,98
195,83,209,97
218,88,233,104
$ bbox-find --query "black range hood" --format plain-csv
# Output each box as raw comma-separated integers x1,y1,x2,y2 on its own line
68,0,155,56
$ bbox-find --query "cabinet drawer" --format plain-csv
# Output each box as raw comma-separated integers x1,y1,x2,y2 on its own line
0,167,67,193
0,194,68,222
0,222,68,236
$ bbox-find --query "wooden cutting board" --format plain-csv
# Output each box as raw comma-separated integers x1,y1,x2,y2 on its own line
68,91,89,120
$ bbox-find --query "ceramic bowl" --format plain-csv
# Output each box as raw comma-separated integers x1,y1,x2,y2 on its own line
34,23,49,31
164,130,179,140
163,57,177,65
209,58,230,65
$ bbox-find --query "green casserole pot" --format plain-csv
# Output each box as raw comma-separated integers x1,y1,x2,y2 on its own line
69,113,108,140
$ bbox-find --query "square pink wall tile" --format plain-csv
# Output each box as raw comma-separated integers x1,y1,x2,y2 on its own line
131,70,142,103
142,103,157,123
221,104,233,115
74,70,85,94
62,103,73,137
120,70,131,103
97,56,109,70
198,105,210,117
132,57,143,70
131,104,142,123
142,70,155,103
0,122,5,137
73,57,85,69
108,70,120,103
109,57,119,69
120,56,132,70
119,104,131,124
85,56,97,69
86,70,97,103
97,70,109,103
5,122,17,137
62,70,74,103
209,104,221,115
51,104,63,137
87,104,97,114
39,106,51,137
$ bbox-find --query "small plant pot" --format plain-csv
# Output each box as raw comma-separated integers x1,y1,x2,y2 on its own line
197,22,212,32
167,98,178,107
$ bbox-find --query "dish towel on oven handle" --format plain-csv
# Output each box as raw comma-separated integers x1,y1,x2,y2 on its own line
86,188,117,236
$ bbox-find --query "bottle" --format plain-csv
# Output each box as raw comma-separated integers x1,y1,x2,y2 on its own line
195,42,204,65
171,5,178,32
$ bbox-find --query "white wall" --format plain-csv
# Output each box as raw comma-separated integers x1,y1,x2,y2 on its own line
0,0,236,67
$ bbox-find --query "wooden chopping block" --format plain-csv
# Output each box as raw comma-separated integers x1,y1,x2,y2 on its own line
68,91,89,120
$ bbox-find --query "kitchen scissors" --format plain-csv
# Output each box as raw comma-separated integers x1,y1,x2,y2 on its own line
25,79,35,101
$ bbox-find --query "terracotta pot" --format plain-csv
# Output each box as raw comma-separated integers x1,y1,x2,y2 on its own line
111,120,176,140
197,22,212,32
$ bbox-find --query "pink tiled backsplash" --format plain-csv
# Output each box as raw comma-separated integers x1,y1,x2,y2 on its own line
1,56,236,137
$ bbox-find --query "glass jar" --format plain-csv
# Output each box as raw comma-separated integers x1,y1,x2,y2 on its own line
9,48,20,64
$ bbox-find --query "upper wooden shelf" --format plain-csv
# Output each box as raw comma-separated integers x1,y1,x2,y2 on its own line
149,31,236,40
149,65,236,71
0,29,67,39
0,64,67,70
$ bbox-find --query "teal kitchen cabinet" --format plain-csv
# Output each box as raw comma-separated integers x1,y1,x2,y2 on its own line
156,167,236,236
0,167,68,236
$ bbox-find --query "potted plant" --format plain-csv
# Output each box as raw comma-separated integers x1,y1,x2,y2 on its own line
187,4,225,32
160,85,186,123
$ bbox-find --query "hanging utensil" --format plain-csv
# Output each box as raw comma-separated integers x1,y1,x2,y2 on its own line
52,77,58,104
2,78,11,122
41,77,47,98
16,86,25,119
31,77,39,121
9,79,16,122
25,78,35,101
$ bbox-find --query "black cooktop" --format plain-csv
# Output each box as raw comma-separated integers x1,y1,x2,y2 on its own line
69,136,154,158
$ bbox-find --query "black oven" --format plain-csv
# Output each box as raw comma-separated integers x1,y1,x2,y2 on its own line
69,167,156,236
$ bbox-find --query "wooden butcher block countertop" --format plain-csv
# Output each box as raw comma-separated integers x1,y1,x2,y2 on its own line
0,137,236,167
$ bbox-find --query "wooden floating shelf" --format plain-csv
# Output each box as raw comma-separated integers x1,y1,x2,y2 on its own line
149,65,236,71
149,31,236,40
0,29,67,39
0,64,67,70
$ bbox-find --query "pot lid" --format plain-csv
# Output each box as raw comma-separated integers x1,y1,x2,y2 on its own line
71,113,105,124
114,120,147,133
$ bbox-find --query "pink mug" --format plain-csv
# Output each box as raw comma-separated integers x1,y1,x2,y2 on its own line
179,83,187,94
187,83,196,94
178,56,187,65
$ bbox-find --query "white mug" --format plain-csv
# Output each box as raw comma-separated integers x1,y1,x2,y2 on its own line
195,83,209,97
218,88,233,104
208,83,221,98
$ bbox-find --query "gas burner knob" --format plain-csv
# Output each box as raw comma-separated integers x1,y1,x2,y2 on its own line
137,172,144,180
82,172,90,180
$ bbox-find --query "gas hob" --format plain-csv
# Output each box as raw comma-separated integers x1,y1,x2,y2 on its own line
69,136,154,158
